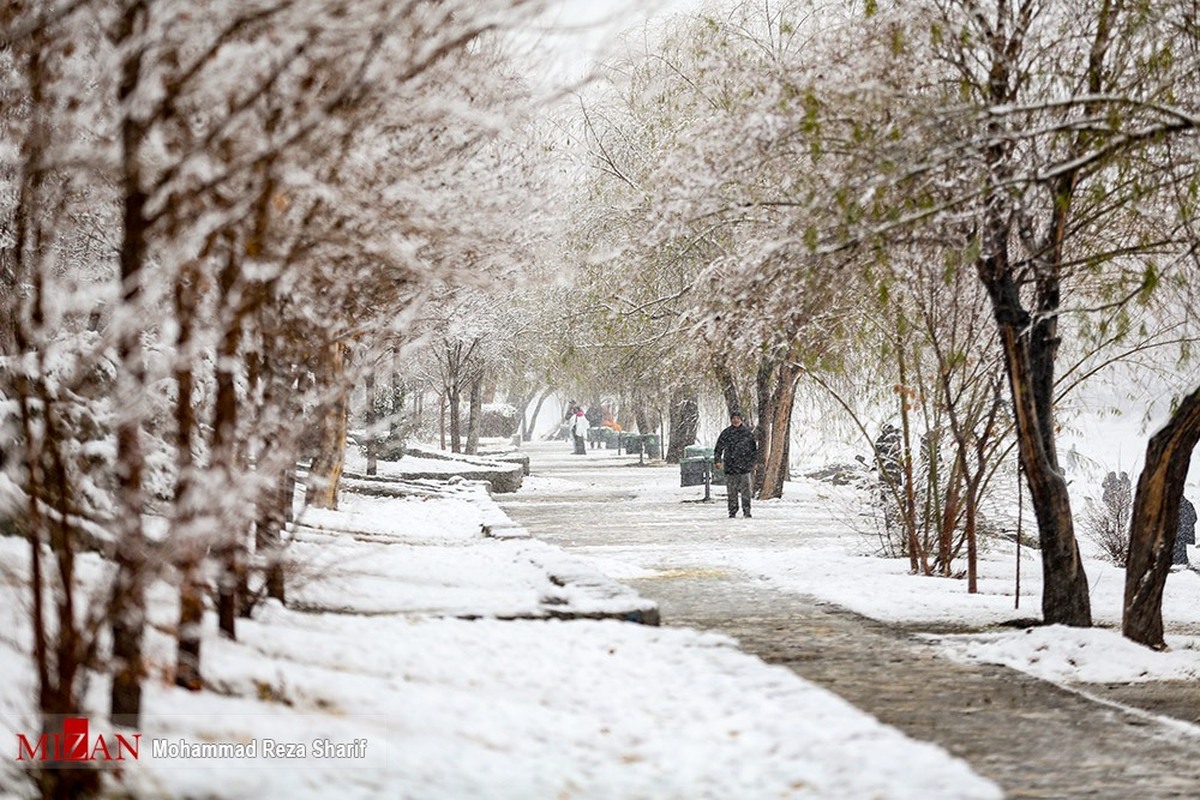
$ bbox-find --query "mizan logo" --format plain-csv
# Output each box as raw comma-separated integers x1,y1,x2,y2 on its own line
16,717,141,763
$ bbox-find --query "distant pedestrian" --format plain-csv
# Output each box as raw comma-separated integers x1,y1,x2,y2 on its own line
571,408,588,455
873,423,904,533
874,424,902,488
1174,495,1196,566
714,410,757,518
560,400,580,442
585,404,603,448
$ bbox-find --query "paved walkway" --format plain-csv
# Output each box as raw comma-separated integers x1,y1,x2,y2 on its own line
499,442,1200,799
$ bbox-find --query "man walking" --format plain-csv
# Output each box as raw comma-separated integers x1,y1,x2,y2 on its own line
714,410,757,518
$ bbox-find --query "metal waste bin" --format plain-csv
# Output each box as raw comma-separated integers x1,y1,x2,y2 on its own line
680,457,710,487
681,446,723,486
643,434,660,459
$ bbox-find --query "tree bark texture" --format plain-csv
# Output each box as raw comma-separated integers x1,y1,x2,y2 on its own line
211,247,246,637
665,387,699,463
175,561,205,689
308,340,349,510
525,388,551,441
172,269,204,687
466,373,483,454
257,470,288,604
110,2,151,726
985,272,1091,626
896,351,926,574
634,403,651,435
756,358,802,500
365,371,377,476
710,359,743,420
448,383,462,452
1123,387,1200,648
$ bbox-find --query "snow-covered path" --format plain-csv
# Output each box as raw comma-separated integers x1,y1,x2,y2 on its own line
0,441,1000,800
500,441,1200,799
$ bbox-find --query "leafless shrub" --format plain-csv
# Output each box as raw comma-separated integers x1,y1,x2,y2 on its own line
1083,471,1133,567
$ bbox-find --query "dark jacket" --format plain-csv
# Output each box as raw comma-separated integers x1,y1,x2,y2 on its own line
1175,497,1197,565
714,424,757,475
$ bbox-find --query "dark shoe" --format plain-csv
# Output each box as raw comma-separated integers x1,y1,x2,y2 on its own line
743,511,752,518
729,513,737,518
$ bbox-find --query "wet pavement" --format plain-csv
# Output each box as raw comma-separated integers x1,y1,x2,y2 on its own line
499,442,1200,799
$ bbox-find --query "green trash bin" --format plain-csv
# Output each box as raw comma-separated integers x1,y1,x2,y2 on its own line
623,433,643,454
682,445,722,486
690,446,724,482
680,457,709,487
643,434,660,459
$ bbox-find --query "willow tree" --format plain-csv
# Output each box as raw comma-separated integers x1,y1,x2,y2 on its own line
600,0,1200,631
565,6,863,482
895,0,1199,629
828,0,1200,628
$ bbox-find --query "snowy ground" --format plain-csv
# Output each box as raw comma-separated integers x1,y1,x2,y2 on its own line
4,426,1199,799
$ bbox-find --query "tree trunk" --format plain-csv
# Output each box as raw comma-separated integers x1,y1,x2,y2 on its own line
1123,387,1200,648
438,391,447,450
172,280,205,687
308,340,349,510
110,3,151,725
448,384,462,452
257,470,288,604
390,348,405,439
711,359,742,419
466,373,483,454
965,474,983,594
283,468,296,523
896,351,926,574
939,465,963,577
665,387,698,463
758,360,802,499
212,252,245,637
986,278,1091,626
175,561,205,689
365,371,377,476
634,404,652,434
753,359,773,497
109,419,148,726
525,387,552,441
20,402,101,797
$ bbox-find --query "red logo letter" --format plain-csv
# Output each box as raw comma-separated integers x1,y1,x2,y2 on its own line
62,718,89,761
15,734,49,762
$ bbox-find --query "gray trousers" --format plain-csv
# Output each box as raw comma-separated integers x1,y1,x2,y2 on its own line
725,472,752,516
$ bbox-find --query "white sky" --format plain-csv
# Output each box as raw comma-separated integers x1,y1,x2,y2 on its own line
522,0,710,88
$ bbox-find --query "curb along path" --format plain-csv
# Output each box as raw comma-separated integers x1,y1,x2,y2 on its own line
499,442,1200,799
